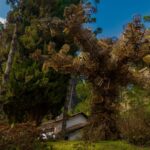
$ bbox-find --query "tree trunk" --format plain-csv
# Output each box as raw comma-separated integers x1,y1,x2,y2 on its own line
2,23,17,85
61,75,78,139
61,76,71,140
0,24,17,123
87,82,120,141
68,75,78,112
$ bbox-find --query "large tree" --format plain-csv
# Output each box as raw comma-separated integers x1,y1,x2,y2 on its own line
0,0,80,124
38,5,150,140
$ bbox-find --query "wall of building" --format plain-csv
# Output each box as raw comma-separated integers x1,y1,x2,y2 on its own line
68,130,82,140
54,115,87,133
67,115,87,128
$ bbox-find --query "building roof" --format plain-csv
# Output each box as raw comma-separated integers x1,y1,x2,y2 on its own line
40,112,88,129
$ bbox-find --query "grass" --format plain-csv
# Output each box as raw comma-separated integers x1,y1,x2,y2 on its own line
45,141,150,150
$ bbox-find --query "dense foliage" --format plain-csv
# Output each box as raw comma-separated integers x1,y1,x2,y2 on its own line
0,122,47,150
0,0,150,144
73,81,92,115
119,107,150,146
38,4,150,140
0,0,80,124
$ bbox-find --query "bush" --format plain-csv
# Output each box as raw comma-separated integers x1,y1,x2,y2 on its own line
0,122,45,150
119,107,150,146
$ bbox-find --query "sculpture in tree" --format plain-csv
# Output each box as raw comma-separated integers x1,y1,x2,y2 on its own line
35,5,150,140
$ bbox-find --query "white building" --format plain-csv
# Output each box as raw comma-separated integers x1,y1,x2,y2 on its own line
40,112,88,140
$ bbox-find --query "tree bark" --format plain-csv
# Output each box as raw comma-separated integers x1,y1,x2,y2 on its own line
68,75,78,111
2,23,17,85
87,83,120,141
61,75,78,140
61,76,71,140
0,24,17,123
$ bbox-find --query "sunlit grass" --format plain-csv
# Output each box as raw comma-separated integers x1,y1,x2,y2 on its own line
46,141,150,150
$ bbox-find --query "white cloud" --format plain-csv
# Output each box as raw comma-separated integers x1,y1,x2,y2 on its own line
0,17,6,24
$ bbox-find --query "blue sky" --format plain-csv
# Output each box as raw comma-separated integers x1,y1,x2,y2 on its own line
0,0,150,37
0,0,10,18
92,0,150,37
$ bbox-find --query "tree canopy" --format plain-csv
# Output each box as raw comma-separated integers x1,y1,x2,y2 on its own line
0,0,80,125
37,5,150,140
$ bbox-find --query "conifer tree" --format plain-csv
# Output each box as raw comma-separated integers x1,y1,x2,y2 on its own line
40,5,150,140
0,0,80,125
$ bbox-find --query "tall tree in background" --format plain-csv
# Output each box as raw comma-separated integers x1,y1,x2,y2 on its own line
39,5,150,140
3,1,23,85
0,0,80,125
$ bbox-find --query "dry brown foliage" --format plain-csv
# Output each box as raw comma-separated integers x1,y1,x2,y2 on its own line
119,108,150,145
32,4,150,140
0,122,41,150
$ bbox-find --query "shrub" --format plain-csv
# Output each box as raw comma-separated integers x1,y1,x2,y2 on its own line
0,122,45,150
119,107,150,146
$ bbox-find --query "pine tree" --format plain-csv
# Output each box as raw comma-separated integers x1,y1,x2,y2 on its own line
41,5,150,140
0,0,80,125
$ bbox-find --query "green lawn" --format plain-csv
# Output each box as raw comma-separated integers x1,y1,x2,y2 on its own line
46,141,150,150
